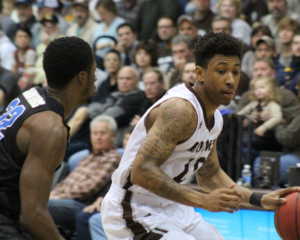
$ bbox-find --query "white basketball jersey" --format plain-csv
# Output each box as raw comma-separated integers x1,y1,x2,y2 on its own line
112,83,223,202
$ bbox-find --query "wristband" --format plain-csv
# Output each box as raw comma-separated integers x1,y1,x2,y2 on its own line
250,193,263,207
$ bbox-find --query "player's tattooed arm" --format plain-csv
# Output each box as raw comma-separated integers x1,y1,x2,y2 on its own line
131,98,202,206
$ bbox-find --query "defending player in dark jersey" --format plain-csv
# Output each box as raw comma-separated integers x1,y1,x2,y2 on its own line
0,37,97,239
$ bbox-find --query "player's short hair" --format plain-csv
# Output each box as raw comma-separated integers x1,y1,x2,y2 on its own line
193,32,242,69
43,37,94,89
90,115,117,133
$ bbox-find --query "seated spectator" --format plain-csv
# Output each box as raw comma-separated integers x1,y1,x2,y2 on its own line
212,15,251,58
133,40,159,89
14,0,37,42
33,13,63,87
237,76,283,162
0,28,16,71
92,0,125,60
115,23,138,67
218,0,252,46
181,61,196,85
0,60,21,114
130,68,166,126
157,17,177,73
188,0,216,34
66,0,98,45
237,57,300,111
0,1,16,43
134,0,180,41
48,115,121,232
95,49,121,102
241,25,273,79
242,0,269,26
12,26,36,91
74,125,134,240
261,0,300,43
242,35,277,79
276,17,299,67
2,0,14,17
253,102,300,188
31,0,69,48
168,35,194,89
276,31,300,94
177,15,199,44
68,66,144,147
115,0,143,24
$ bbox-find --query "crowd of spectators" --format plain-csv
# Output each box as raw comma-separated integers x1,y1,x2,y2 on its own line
1,0,300,239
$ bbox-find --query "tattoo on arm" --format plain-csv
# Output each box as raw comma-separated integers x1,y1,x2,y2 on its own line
197,150,215,178
132,99,198,203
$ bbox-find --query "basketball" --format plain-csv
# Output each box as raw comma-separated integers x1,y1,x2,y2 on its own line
274,192,300,240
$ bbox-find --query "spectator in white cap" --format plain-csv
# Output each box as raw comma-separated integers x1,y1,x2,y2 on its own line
66,0,98,46
31,0,69,48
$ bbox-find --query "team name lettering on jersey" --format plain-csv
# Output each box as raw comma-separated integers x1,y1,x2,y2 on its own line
23,88,46,108
187,139,217,153
0,99,25,140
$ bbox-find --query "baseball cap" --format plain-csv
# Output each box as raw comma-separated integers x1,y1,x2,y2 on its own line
256,35,275,49
40,13,59,26
36,0,59,8
177,15,197,27
72,0,89,9
15,0,32,6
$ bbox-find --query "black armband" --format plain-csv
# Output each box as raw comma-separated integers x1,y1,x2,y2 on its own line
249,193,263,207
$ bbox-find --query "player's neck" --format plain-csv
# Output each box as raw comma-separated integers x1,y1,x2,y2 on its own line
193,84,219,119
45,86,78,120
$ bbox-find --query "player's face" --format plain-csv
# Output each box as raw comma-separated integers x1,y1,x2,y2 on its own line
91,121,115,154
197,55,241,106
85,60,97,104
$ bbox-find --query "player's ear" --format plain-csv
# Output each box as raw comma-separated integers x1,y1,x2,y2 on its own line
195,66,204,84
78,71,88,85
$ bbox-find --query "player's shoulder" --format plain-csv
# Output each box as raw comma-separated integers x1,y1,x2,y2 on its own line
24,110,67,138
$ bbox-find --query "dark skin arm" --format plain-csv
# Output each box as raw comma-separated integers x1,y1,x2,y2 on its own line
131,98,242,212
17,111,66,240
196,141,300,210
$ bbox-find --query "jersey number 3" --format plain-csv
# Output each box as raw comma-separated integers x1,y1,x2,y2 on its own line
0,99,25,140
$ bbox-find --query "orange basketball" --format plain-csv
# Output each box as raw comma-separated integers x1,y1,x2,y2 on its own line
274,192,300,240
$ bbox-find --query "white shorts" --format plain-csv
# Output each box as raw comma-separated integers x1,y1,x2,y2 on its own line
101,183,225,240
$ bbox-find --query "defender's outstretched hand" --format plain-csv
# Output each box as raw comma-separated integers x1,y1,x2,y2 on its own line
261,187,300,210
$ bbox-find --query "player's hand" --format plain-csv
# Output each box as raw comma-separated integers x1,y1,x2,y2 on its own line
261,187,300,210
204,185,244,213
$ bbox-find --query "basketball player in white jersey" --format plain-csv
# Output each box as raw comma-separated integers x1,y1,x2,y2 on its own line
101,32,300,240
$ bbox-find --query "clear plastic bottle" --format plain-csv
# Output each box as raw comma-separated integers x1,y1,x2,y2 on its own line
241,164,252,187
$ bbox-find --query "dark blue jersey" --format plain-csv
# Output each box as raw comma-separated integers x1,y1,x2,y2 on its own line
0,87,69,217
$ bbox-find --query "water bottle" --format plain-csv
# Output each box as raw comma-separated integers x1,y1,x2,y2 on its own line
241,164,252,187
